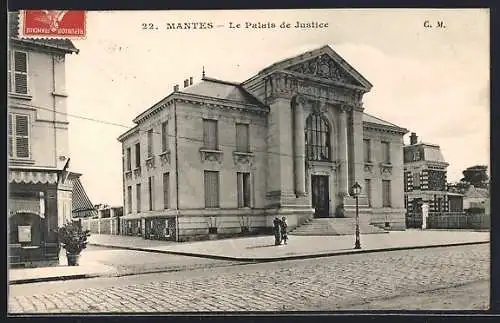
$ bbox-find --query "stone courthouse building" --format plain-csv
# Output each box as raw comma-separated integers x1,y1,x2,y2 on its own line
118,45,408,241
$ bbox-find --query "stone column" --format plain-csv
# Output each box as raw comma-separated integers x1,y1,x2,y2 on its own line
338,106,349,195
293,97,306,197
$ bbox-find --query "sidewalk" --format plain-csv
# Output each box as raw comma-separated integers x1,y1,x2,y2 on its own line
89,230,490,261
9,255,117,285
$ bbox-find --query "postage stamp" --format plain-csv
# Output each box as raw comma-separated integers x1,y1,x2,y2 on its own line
18,10,86,39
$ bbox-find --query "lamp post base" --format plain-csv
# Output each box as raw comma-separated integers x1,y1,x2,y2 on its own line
354,240,361,249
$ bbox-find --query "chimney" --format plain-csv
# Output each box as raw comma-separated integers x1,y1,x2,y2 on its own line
410,132,418,145
189,77,193,85
173,84,179,92
184,79,189,88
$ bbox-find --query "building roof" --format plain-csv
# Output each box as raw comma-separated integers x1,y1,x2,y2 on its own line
72,177,98,218
245,45,373,91
8,11,79,54
181,77,263,106
464,185,489,199
362,112,408,133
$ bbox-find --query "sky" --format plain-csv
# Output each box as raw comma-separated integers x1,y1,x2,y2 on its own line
65,9,490,206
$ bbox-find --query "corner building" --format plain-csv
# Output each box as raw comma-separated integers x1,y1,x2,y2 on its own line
118,45,408,241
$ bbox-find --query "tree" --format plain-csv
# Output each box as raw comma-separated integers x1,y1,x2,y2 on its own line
460,165,489,189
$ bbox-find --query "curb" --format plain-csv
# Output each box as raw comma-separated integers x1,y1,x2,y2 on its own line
9,273,102,285
89,240,490,262
10,241,488,285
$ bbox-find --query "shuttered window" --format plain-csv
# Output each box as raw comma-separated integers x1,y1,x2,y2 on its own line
126,148,132,171
8,114,30,158
382,141,391,163
235,123,249,152
237,172,251,208
135,143,141,168
161,121,168,152
203,119,218,150
204,171,220,208
148,176,154,211
136,184,141,212
163,172,170,209
147,129,153,157
382,180,391,207
8,51,28,95
127,186,132,214
363,139,371,162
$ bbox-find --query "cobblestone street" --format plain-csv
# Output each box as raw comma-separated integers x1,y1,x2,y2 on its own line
9,244,490,313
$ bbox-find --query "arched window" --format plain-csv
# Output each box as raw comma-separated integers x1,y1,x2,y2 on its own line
305,113,331,161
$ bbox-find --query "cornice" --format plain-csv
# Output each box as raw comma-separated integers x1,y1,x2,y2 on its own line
363,121,408,135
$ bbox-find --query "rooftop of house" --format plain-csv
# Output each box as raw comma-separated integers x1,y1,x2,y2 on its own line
180,77,263,106
464,185,489,199
8,11,79,54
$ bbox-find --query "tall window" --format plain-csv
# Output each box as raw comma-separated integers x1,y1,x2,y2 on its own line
136,183,141,212
161,121,168,152
8,51,28,95
135,143,141,168
364,179,371,207
126,147,132,171
8,114,30,158
127,186,132,214
235,123,250,152
413,172,421,190
203,119,218,150
363,139,371,162
204,171,220,208
382,141,391,163
237,172,251,208
163,172,170,209
305,113,330,161
147,129,153,157
382,180,391,207
148,176,154,211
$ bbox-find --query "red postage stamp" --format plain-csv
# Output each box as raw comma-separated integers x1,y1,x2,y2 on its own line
18,10,86,39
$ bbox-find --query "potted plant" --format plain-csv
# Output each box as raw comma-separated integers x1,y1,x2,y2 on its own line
58,221,91,266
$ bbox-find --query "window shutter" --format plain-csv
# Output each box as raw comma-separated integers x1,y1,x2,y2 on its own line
161,121,168,152
147,129,153,157
243,173,251,207
15,115,29,158
163,173,170,209
236,124,249,152
127,186,132,213
8,114,13,157
136,184,141,212
204,171,219,208
14,51,28,94
203,119,217,150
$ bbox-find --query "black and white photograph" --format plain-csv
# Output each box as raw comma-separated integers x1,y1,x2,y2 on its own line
7,8,490,313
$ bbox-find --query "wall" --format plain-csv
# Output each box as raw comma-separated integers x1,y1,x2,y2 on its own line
9,45,69,168
363,126,406,229
81,217,120,235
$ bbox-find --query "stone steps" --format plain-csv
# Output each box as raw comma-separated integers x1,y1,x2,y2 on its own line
290,217,388,236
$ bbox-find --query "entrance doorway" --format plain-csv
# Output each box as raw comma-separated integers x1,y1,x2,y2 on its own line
311,175,329,218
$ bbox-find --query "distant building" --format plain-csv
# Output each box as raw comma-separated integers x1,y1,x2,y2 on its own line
463,185,489,211
403,133,463,226
118,45,408,242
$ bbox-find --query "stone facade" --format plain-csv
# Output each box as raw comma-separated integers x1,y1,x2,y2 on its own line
118,45,409,241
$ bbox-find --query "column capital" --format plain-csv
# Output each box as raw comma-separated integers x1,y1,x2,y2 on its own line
340,104,352,113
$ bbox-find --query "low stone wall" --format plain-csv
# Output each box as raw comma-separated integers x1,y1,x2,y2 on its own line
427,212,490,230
80,217,120,235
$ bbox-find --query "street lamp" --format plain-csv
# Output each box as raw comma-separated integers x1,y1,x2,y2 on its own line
351,182,362,249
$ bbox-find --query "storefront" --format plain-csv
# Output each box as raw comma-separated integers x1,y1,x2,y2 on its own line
8,169,60,267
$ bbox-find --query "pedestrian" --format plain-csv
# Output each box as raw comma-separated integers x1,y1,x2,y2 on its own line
281,216,288,245
273,217,282,245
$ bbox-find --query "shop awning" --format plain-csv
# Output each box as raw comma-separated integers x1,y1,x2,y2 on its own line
8,169,59,185
72,177,98,218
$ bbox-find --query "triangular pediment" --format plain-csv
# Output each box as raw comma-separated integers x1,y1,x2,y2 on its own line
245,45,372,91
285,54,364,87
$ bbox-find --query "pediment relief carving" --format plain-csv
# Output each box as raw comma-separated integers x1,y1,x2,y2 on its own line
286,54,360,86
